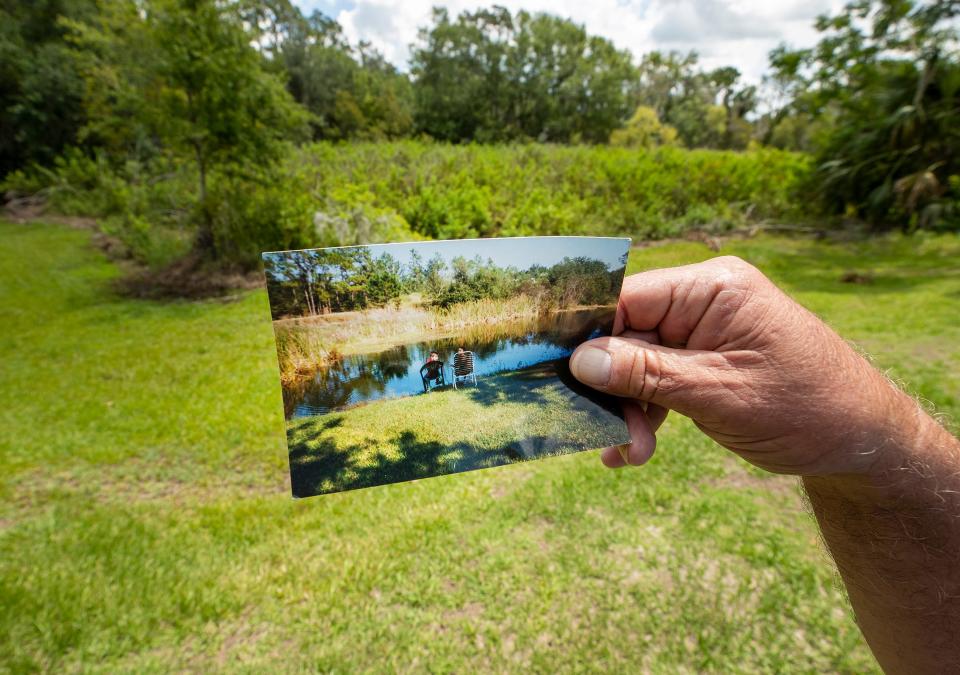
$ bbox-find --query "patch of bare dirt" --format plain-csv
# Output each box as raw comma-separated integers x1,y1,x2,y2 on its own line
488,468,533,499
214,608,270,669
444,601,485,622
906,337,959,364
3,192,98,229
5,458,289,523
118,252,264,300
631,222,875,253
839,271,874,284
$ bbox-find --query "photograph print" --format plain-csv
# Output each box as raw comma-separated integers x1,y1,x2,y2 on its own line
263,236,631,498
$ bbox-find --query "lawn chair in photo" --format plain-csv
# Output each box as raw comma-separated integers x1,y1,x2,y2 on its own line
452,350,478,389
420,360,446,393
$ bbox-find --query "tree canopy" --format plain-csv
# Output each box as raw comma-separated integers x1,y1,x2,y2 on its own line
264,249,626,319
1,0,958,277
411,7,636,143
0,0,96,176
767,0,960,227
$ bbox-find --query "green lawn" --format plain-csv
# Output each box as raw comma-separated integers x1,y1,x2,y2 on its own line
287,363,628,497
2,220,958,672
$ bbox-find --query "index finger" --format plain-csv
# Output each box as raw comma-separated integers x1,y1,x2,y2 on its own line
614,257,756,349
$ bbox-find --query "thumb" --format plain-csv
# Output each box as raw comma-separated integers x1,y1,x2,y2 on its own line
569,336,726,417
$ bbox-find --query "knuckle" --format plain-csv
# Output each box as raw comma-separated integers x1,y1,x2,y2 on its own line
712,256,763,292
626,347,663,401
714,255,758,277
713,254,748,269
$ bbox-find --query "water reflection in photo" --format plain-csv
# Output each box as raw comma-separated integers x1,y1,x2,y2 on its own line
283,307,614,419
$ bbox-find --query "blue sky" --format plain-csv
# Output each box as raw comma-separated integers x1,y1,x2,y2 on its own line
361,237,629,273
294,0,844,84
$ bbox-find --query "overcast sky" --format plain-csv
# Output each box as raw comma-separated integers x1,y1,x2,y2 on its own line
294,0,845,84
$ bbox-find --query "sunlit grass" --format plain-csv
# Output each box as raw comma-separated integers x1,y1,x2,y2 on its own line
286,364,627,497
2,220,958,671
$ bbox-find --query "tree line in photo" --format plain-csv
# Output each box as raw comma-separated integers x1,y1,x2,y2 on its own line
1,0,957,288
263,248,627,319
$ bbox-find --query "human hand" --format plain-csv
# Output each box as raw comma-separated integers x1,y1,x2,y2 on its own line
570,256,920,477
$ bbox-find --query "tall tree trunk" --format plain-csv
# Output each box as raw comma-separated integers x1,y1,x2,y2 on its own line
305,271,317,316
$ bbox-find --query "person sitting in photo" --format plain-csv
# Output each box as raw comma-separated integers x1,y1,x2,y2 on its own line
452,347,477,387
420,351,445,391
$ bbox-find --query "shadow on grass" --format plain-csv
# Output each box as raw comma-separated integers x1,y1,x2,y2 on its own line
288,428,549,497
287,359,626,498
459,359,625,421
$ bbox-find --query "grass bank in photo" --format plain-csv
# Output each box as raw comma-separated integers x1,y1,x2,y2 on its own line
287,361,625,496
265,237,631,495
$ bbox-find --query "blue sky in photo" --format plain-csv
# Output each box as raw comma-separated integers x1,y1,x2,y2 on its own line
361,237,629,273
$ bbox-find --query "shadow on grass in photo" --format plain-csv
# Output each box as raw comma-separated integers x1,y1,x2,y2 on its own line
287,359,626,497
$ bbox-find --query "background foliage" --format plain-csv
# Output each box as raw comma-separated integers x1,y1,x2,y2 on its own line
4,141,810,270
767,0,960,229
2,0,958,282
263,246,626,317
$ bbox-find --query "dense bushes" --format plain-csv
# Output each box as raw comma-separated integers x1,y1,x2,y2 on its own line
3,141,812,273
303,142,813,241
2,151,318,269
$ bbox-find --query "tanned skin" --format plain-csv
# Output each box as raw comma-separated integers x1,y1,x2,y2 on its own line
569,256,960,673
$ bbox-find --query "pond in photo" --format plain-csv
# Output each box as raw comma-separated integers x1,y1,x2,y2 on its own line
283,307,614,419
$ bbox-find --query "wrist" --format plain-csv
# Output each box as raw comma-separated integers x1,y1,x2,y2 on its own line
802,343,936,481
806,390,956,506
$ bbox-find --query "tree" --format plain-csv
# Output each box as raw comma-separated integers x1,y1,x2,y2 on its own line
65,0,309,259
276,8,414,141
709,67,757,150
610,106,679,148
632,52,757,149
410,7,511,142
411,6,635,143
768,0,960,228
423,254,447,298
0,0,96,176
263,248,406,317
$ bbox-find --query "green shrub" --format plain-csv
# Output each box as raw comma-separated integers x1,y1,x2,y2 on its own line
6,141,814,273
205,169,315,269
300,142,813,241
2,150,198,267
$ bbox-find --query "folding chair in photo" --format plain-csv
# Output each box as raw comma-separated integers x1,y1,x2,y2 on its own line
452,351,478,389
420,361,446,392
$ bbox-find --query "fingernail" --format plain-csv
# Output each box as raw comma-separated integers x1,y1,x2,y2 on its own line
571,347,611,387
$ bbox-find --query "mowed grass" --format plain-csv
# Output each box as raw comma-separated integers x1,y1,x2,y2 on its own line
1,220,958,672
287,363,629,497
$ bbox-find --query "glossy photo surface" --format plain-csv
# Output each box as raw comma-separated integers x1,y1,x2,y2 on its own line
263,236,631,498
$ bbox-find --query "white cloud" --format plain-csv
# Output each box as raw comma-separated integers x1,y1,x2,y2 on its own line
294,0,845,83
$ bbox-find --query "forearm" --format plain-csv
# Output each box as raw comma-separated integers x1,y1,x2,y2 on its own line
803,405,960,673
575,257,960,668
